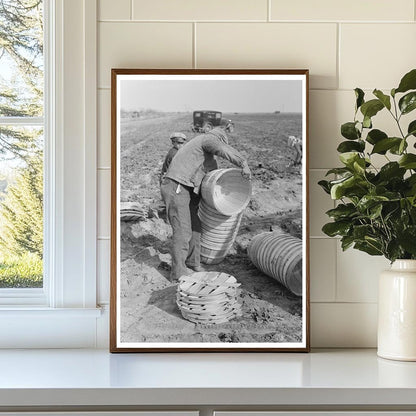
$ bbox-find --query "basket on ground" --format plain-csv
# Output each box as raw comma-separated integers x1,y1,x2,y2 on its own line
176,271,242,324
201,168,252,216
199,201,243,265
248,231,303,296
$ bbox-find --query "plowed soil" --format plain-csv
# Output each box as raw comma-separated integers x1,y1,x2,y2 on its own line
119,112,304,344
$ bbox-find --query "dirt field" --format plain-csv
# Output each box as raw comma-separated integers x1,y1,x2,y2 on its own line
119,112,304,344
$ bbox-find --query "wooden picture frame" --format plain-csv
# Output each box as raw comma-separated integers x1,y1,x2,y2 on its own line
110,69,310,352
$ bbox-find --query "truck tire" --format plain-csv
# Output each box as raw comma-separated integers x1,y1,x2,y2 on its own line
203,122,213,133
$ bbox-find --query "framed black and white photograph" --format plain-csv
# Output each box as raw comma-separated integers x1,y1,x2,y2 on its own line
110,69,309,352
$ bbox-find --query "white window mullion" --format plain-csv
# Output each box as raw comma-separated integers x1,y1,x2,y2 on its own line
0,117,44,126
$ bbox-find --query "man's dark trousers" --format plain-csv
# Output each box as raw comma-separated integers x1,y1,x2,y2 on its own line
160,178,201,281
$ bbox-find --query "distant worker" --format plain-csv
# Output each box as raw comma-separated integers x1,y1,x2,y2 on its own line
288,135,302,166
159,132,187,184
161,122,251,282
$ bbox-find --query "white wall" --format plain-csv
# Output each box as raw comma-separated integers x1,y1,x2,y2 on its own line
96,0,416,347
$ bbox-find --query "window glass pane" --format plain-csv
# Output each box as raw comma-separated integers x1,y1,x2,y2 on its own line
0,126,43,288
0,0,44,117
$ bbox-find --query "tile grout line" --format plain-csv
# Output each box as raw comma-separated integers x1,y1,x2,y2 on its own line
336,22,340,90
96,87,394,92
333,230,339,303
98,19,415,24
193,22,197,69
311,301,378,305
267,0,271,22
130,0,133,20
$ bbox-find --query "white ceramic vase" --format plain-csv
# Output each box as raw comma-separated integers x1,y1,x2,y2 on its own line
378,259,416,361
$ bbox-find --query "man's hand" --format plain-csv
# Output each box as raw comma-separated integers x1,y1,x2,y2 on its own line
241,165,252,180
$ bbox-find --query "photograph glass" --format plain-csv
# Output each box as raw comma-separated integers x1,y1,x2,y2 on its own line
111,70,309,352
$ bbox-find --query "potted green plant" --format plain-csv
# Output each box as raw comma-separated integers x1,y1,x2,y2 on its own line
319,68,416,361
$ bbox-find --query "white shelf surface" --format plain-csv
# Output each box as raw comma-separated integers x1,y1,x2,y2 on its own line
0,349,416,408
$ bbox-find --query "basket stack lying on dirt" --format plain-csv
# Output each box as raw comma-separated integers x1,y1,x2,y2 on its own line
120,202,147,222
248,231,303,296
199,168,252,264
176,271,242,324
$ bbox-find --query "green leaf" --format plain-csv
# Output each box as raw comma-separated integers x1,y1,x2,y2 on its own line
389,139,408,155
318,180,331,194
366,129,388,145
399,92,416,115
405,174,416,196
371,137,402,154
395,69,416,94
322,221,351,237
339,152,360,167
353,158,366,174
355,88,365,110
341,122,360,140
326,203,357,220
362,115,372,129
369,203,383,219
354,241,383,256
341,235,355,251
353,224,374,240
399,139,407,154
373,89,391,110
407,120,416,137
399,154,416,169
386,240,402,263
377,162,406,182
330,175,365,200
360,99,384,119
357,195,389,211
325,167,352,176
330,176,354,199
398,227,416,255
337,140,365,153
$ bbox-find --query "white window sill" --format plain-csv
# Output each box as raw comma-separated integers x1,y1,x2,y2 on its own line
0,307,104,348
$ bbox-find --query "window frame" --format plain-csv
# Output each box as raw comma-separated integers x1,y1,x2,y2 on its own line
0,1,49,305
0,0,100,348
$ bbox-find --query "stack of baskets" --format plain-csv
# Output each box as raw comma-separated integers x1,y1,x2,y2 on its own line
120,202,147,222
176,271,242,324
247,231,303,296
199,168,252,264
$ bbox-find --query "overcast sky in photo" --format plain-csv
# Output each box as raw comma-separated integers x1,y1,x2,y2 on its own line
120,79,303,113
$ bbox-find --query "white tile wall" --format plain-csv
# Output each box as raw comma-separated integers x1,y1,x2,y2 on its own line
336,247,389,303
132,0,268,21
270,0,415,22
196,23,338,89
99,0,131,21
96,0,416,347
98,89,111,168
310,239,336,302
339,24,416,90
97,239,110,304
98,22,193,88
311,303,378,347
98,169,111,239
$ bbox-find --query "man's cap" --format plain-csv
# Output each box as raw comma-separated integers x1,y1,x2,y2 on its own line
170,132,187,142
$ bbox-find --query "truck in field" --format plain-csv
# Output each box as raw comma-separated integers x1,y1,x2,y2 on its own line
191,110,234,133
